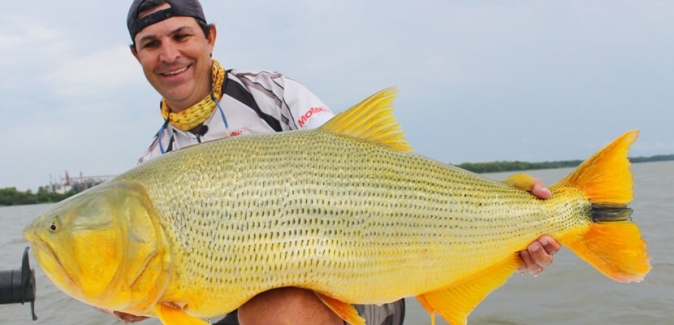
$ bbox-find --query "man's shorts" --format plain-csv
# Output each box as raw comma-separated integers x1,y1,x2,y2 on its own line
354,299,406,325
213,299,406,325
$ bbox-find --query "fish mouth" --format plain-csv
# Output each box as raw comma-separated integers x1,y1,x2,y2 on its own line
28,230,78,292
22,225,36,243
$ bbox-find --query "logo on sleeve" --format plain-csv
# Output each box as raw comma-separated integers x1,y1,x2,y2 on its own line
298,107,331,128
229,126,252,137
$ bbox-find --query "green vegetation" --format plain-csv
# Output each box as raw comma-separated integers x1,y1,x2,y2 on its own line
629,154,674,163
456,154,674,174
0,187,80,206
456,160,584,174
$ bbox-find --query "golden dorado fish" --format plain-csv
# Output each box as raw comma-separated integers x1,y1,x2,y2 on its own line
23,89,650,325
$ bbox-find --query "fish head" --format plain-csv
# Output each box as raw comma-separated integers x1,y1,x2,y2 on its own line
23,180,169,312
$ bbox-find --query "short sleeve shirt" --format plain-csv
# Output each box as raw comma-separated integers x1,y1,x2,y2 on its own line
138,70,334,164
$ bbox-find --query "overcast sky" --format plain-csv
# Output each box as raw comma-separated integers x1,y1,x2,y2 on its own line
1,0,673,192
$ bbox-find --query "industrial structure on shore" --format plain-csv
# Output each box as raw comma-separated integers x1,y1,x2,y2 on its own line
48,171,115,194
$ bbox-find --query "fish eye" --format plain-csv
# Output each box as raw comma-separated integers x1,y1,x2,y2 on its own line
50,218,59,232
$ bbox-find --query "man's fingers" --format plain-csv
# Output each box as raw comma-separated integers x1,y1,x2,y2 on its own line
518,235,562,276
519,249,543,276
537,235,561,256
517,252,528,275
527,241,553,268
531,179,552,199
520,236,561,274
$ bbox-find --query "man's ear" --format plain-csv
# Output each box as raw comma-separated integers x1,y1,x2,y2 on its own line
130,45,140,61
207,25,217,49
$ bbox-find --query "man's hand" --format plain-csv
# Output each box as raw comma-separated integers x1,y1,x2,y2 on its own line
504,174,561,275
529,177,552,199
518,234,561,275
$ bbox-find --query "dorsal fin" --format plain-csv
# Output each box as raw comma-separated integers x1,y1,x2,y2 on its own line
320,88,413,152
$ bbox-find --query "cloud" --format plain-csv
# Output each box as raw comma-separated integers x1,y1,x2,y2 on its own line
0,21,68,69
0,17,155,191
41,46,144,99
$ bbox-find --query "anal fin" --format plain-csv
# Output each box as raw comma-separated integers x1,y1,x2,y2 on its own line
315,292,365,325
416,254,521,325
155,303,210,325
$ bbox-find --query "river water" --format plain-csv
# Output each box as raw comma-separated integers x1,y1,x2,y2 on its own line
1,161,672,325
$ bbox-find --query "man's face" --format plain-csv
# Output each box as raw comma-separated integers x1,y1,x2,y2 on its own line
131,4,216,111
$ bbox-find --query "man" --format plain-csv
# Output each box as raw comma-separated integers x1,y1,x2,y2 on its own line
109,0,561,324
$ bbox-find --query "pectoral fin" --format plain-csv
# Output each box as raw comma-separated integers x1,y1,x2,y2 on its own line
504,173,537,191
416,254,521,325
155,303,210,325
315,292,365,325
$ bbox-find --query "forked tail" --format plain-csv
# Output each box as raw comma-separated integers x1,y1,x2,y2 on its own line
551,130,651,283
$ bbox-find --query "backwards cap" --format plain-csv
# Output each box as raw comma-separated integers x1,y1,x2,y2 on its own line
127,0,207,41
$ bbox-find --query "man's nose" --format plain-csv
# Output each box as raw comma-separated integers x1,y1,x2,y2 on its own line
159,42,180,62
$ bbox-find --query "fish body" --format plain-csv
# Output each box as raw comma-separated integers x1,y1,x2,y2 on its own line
23,89,650,325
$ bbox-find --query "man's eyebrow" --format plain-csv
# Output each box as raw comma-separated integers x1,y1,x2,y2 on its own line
137,26,195,44
138,34,159,45
170,26,195,34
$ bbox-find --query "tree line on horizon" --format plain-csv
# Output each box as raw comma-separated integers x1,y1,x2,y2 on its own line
0,187,79,206
1,154,672,206
455,154,674,174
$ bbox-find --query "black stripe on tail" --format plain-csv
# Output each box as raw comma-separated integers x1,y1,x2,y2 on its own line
591,205,634,222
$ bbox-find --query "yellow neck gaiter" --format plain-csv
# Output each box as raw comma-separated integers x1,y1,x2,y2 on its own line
160,60,226,131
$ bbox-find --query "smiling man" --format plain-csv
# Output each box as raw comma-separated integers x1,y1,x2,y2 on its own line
129,0,337,164
105,0,561,324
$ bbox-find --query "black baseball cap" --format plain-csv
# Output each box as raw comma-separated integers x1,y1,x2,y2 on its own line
127,0,207,41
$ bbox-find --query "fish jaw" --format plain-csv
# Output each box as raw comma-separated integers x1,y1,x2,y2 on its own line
22,180,171,314
23,217,80,294
22,188,125,305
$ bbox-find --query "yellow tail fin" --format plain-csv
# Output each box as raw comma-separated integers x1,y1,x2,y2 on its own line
556,130,638,205
565,221,650,283
552,130,651,282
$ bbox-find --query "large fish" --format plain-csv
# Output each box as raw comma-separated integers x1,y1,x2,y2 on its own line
23,89,650,325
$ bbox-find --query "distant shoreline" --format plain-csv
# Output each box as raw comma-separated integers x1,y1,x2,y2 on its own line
454,154,674,174
2,154,672,206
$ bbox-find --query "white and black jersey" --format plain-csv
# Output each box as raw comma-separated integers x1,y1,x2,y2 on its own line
138,70,334,164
